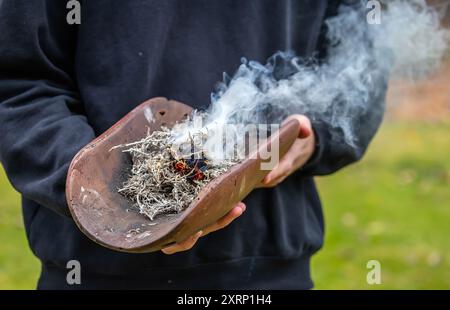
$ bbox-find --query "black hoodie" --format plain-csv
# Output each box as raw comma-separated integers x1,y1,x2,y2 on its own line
0,0,385,289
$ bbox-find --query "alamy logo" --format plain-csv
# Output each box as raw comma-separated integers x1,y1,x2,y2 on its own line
367,0,381,25
66,0,81,25
366,259,382,285
66,260,81,285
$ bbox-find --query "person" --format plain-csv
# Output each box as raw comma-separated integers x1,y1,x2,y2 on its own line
0,0,385,289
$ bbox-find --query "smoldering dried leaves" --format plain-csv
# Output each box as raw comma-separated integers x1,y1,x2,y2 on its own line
114,128,237,220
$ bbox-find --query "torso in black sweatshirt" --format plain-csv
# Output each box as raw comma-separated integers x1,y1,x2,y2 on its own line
0,0,383,289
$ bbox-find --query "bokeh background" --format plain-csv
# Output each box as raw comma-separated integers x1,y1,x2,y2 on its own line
312,1,450,289
1,5,449,290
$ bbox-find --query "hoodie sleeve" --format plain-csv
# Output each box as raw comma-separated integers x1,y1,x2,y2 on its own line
298,0,388,176
0,1,95,217
299,83,386,176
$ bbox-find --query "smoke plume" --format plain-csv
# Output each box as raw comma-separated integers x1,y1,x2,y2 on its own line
172,0,449,160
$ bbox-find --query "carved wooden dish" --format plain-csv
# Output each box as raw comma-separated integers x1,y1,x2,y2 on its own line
66,97,300,252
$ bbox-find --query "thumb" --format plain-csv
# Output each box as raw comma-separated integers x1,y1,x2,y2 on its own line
298,119,312,139
283,115,312,139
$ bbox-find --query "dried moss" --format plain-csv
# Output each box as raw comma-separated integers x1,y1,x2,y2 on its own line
112,128,237,220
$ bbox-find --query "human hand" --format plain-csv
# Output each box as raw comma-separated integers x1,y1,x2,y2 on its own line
260,115,315,188
161,202,246,254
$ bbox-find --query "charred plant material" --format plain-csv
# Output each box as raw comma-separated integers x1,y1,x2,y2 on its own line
112,128,237,220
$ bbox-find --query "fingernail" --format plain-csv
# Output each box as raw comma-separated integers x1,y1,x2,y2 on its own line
196,230,203,238
241,204,246,212
162,249,173,255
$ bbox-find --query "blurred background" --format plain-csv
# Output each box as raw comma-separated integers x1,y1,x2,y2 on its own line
312,5,450,287
1,3,449,290
312,57,450,289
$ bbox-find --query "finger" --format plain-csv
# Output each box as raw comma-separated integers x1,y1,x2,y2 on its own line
202,202,246,236
262,173,289,188
215,203,246,228
161,230,203,255
262,172,289,187
298,119,312,139
263,157,293,185
283,115,312,139
202,203,245,235
161,230,202,255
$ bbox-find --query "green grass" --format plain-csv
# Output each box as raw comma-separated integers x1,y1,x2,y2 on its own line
312,122,450,289
0,167,40,289
0,122,449,289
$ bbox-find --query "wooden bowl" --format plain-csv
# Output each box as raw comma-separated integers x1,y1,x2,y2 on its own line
66,97,300,252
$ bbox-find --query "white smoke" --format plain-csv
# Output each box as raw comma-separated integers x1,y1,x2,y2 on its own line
172,0,449,160
373,0,449,78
